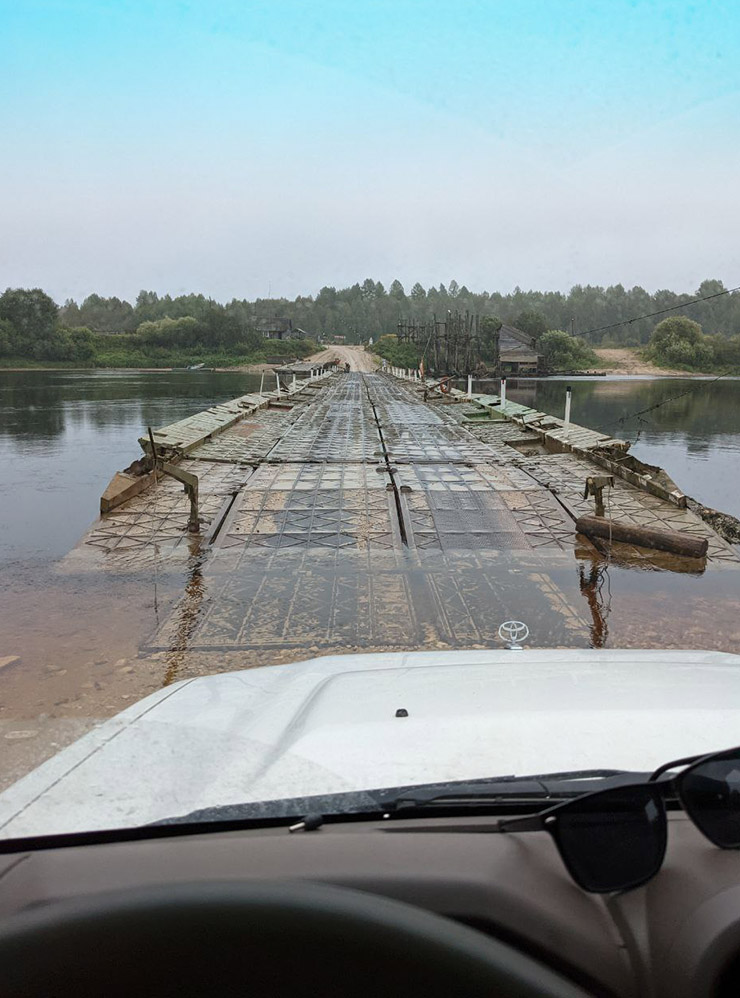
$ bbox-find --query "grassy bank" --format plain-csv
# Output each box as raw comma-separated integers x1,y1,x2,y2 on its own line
0,337,318,371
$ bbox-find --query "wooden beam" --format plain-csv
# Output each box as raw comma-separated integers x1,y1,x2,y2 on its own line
575,516,708,558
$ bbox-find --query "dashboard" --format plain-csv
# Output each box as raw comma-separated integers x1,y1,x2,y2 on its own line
2,811,740,996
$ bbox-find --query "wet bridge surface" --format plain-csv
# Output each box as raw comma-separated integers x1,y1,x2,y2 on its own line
67,372,740,681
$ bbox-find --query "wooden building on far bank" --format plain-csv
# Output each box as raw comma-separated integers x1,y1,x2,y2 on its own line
498,324,539,375
256,318,310,341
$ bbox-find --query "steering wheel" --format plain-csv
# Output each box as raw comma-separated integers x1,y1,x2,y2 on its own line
0,880,592,997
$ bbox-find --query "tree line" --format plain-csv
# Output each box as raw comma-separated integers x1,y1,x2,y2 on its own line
0,288,315,365
2,278,740,369
57,278,740,345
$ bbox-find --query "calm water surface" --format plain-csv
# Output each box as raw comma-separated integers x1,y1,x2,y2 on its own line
1,370,262,564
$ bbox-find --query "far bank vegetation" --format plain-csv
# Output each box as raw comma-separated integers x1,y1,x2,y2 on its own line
1,279,739,373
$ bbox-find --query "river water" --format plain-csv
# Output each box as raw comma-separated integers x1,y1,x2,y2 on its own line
0,369,263,565
1,370,739,787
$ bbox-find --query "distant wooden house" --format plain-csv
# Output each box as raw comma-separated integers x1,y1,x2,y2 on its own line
256,318,310,341
498,324,539,375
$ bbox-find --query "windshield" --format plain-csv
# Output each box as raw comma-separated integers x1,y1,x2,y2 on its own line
1,1,740,841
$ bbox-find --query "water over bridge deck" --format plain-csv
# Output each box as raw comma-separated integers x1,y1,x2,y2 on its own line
66,371,740,680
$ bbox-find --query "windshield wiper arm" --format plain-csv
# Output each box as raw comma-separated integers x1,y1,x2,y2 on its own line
156,770,648,827
382,770,649,812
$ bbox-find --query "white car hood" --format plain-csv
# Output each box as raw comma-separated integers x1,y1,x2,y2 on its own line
2,648,740,838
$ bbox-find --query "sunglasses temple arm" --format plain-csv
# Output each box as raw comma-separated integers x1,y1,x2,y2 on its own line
496,813,548,833
649,752,705,782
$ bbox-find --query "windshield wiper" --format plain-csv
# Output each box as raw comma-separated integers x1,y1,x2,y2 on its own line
0,771,654,856
158,770,648,827
381,770,649,813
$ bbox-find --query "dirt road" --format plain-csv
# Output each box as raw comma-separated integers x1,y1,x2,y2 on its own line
306,345,379,372
223,345,379,375
594,348,699,377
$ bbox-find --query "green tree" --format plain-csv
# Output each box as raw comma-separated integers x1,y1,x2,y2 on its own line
479,315,502,361
0,318,19,357
514,309,549,340
60,299,82,326
134,290,161,323
648,316,718,370
660,337,714,369
539,330,598,372
0,288,58,354
370,334,420,368
136,316,202,348
707,333,740,368
77,294,135,332
316,286,337,306
67,327,96,361
650,315,703,352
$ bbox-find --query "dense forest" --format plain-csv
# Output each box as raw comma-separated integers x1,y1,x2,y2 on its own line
1,278,739,370
56,278,740,345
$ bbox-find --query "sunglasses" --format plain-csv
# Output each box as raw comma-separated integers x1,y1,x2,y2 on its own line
496,746,740,893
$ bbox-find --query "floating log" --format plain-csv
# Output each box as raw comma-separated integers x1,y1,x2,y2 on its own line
575,516,709,559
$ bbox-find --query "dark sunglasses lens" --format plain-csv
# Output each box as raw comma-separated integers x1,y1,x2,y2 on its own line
553,785,666,892
680,750,740,847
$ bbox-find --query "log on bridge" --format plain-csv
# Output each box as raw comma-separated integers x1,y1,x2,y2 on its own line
575,516,709,559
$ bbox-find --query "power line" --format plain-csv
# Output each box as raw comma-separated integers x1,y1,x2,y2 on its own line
577,284,740,340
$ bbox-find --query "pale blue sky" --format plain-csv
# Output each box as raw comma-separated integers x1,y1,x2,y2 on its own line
2,1,739,302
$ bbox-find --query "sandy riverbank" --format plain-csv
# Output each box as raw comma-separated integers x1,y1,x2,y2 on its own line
593,348,706,377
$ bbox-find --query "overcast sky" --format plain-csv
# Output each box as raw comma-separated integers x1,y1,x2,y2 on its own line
2,0,739,303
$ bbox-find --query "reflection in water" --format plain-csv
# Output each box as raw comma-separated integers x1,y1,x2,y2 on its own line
162,543,208,687
578,560,612,648
0,370,261,445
